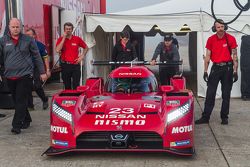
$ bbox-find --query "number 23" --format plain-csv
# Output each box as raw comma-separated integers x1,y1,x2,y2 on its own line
109,108,134,114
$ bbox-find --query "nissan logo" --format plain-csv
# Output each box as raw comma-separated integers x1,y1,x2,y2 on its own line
114,134,124,139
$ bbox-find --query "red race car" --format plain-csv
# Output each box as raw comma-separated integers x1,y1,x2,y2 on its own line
44,61,194,156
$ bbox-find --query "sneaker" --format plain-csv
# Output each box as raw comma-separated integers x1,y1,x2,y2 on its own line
43,101,49,110
21,122,30,129
0,114,6,117
221,119,228,125
11,128,21,134
195,117,209,124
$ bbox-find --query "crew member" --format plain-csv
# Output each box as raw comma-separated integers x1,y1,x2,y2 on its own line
56,22,89,90
26,28,50,110
195,19,238,125
150,35,180,85
112,31,137,68
170,33,179,49
0,18,47,134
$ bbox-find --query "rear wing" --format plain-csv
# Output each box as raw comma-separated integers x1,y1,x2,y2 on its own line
91,60,182,66
91,60,184,76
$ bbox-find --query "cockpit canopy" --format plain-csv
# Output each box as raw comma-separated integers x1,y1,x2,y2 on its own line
105,76,158,93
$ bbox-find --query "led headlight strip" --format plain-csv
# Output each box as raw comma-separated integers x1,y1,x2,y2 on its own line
167,100,191,123
52,102,72,123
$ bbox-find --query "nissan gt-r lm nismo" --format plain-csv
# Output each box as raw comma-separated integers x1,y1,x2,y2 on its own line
44,61,194,156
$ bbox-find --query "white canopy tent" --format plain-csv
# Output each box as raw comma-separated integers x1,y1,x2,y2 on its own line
82,0,250,97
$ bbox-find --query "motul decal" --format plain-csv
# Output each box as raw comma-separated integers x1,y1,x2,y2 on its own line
51,125,68,134
171,125,192,134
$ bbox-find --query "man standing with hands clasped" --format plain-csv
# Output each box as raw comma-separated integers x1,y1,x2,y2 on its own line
56,22,88,90
0,18,47,134
195,19,238,125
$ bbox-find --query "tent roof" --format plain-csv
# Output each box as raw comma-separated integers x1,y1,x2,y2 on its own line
85,12,205,32
84,0,250,33
84,12,250,33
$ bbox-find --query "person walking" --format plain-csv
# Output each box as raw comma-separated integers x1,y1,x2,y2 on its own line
26,28,50,110
150,35,180,85
56,22,88,90
0,18,47,134
195,19,238,125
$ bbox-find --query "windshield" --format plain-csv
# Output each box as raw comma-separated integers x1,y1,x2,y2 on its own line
105,76,158,93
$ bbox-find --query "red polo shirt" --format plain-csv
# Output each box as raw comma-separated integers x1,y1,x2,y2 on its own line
56,35,87,64
206,33,237,63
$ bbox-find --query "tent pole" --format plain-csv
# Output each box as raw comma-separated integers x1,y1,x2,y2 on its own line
199,10,205,57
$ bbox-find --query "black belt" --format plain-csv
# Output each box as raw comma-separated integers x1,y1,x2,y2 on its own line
61,60,75,65
213,61,233,66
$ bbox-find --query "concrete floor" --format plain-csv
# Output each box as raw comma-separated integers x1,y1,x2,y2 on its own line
0,83,250,167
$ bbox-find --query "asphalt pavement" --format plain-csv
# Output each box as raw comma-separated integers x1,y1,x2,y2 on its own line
0,83,250,167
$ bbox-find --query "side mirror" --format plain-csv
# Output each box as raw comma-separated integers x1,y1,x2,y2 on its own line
77,86,89,92
160,85,174,93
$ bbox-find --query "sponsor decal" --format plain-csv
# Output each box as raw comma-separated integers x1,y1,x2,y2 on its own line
72,43,77,46
171,125,192,134
144,103,156,109
166,100,180,106
95,107,146,126
52,139,68,147
61,100,76,107
170,140,190,147
92,102,104,108
94,119,145,126
118,73,142,76
51,125,68,134
109,108,134,114
96,114,146,119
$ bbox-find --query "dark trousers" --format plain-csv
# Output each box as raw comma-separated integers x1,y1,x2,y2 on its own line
159,66,177,85
7,75,33,129
28,68,48,107
202,64,233,120
61,63,81,90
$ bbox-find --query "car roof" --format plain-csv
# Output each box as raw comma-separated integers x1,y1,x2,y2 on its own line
110,66,154,78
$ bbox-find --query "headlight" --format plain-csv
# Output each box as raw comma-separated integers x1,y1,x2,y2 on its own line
52,102,72,123
167,100,191,123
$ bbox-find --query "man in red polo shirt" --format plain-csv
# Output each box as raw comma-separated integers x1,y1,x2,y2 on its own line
195,19,238,125
56,22,89,90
